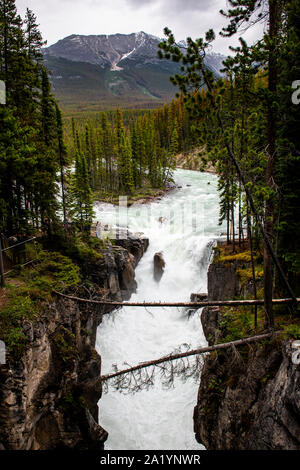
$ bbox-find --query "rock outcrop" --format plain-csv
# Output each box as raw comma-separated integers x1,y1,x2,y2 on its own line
194,244,300,450
153,252,165,283
114,229,149,267
201,247,261,346
0,232,148,450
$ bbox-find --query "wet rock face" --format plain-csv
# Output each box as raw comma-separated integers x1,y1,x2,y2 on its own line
207,262,239,301
200,307,220,346
81,231,148,301
194,247,300,450
190,293,208,302
153,252,165,282
194,341,300,450
202,252,262,346
0,299,108,450
0,233,148,450
200,259,240,347
114,230,149,265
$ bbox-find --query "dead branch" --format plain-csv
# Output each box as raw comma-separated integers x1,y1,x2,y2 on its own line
101,331,279,383
53,290,300,309
102,346,204,394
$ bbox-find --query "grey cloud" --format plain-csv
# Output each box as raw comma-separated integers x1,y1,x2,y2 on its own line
15,0,262,55
125,0,220,13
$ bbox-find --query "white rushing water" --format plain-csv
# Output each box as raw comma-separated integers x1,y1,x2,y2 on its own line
95,169,224,450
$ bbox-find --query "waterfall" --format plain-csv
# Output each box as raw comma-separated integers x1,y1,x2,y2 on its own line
95,169,224,450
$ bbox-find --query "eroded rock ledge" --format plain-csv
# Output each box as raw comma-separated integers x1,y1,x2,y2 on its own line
0,232,148,450
193,245,300,450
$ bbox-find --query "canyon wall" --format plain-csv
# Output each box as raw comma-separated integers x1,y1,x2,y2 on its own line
0,233,148,450
194,246,300,450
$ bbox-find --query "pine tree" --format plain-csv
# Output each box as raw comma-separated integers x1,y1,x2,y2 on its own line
55,104,68,222
40,66,55,147
24,8,45,61
131,126,139,188
69,151,95,233
122,136,134,194
158,18,297,326
219,0,290,325
275,0,300,291
0,0,22,85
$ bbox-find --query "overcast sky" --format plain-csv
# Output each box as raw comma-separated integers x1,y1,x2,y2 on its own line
15,0,264,55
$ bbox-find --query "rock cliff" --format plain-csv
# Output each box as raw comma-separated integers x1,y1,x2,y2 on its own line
0,233,148,450
194,244,300,450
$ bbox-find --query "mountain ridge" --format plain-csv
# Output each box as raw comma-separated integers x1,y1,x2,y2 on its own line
44,31,226,114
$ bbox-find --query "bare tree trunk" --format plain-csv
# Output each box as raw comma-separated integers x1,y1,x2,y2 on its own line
247,203,258,328
238,180,242,247
53,290,299,308
264,0,280,328
227,207,230,245
232,187,236,253
273,201,281,296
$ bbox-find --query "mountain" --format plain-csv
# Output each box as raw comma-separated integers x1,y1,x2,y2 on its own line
43,31,225,114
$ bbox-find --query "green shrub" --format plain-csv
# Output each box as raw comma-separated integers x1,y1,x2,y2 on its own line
284,324,300,340
237,266,263,287
6,328,28,355
218,305,264,343
0,295,36,322
0,250,81,357
0,295,37,357
213,246,259,265
54,328,77,362
23,251,81,295
60,391,86,413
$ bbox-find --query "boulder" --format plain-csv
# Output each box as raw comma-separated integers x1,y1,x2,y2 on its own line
190,293,208,302
153,252,165,282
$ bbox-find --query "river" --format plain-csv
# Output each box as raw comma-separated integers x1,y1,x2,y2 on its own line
94,169,224,450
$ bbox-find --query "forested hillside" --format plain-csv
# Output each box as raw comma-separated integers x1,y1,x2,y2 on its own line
158,0,300,326
67,98,198,203
43,32,225,114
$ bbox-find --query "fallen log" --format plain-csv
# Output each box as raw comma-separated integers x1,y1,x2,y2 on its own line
101,331,280,381
53,290,300,309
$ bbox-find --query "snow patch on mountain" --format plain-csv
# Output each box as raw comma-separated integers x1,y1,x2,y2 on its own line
120,48,136,61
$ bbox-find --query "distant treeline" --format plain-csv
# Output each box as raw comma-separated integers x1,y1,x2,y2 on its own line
67,98,199,195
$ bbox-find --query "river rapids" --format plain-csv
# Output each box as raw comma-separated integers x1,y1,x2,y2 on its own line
95,169,224,450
